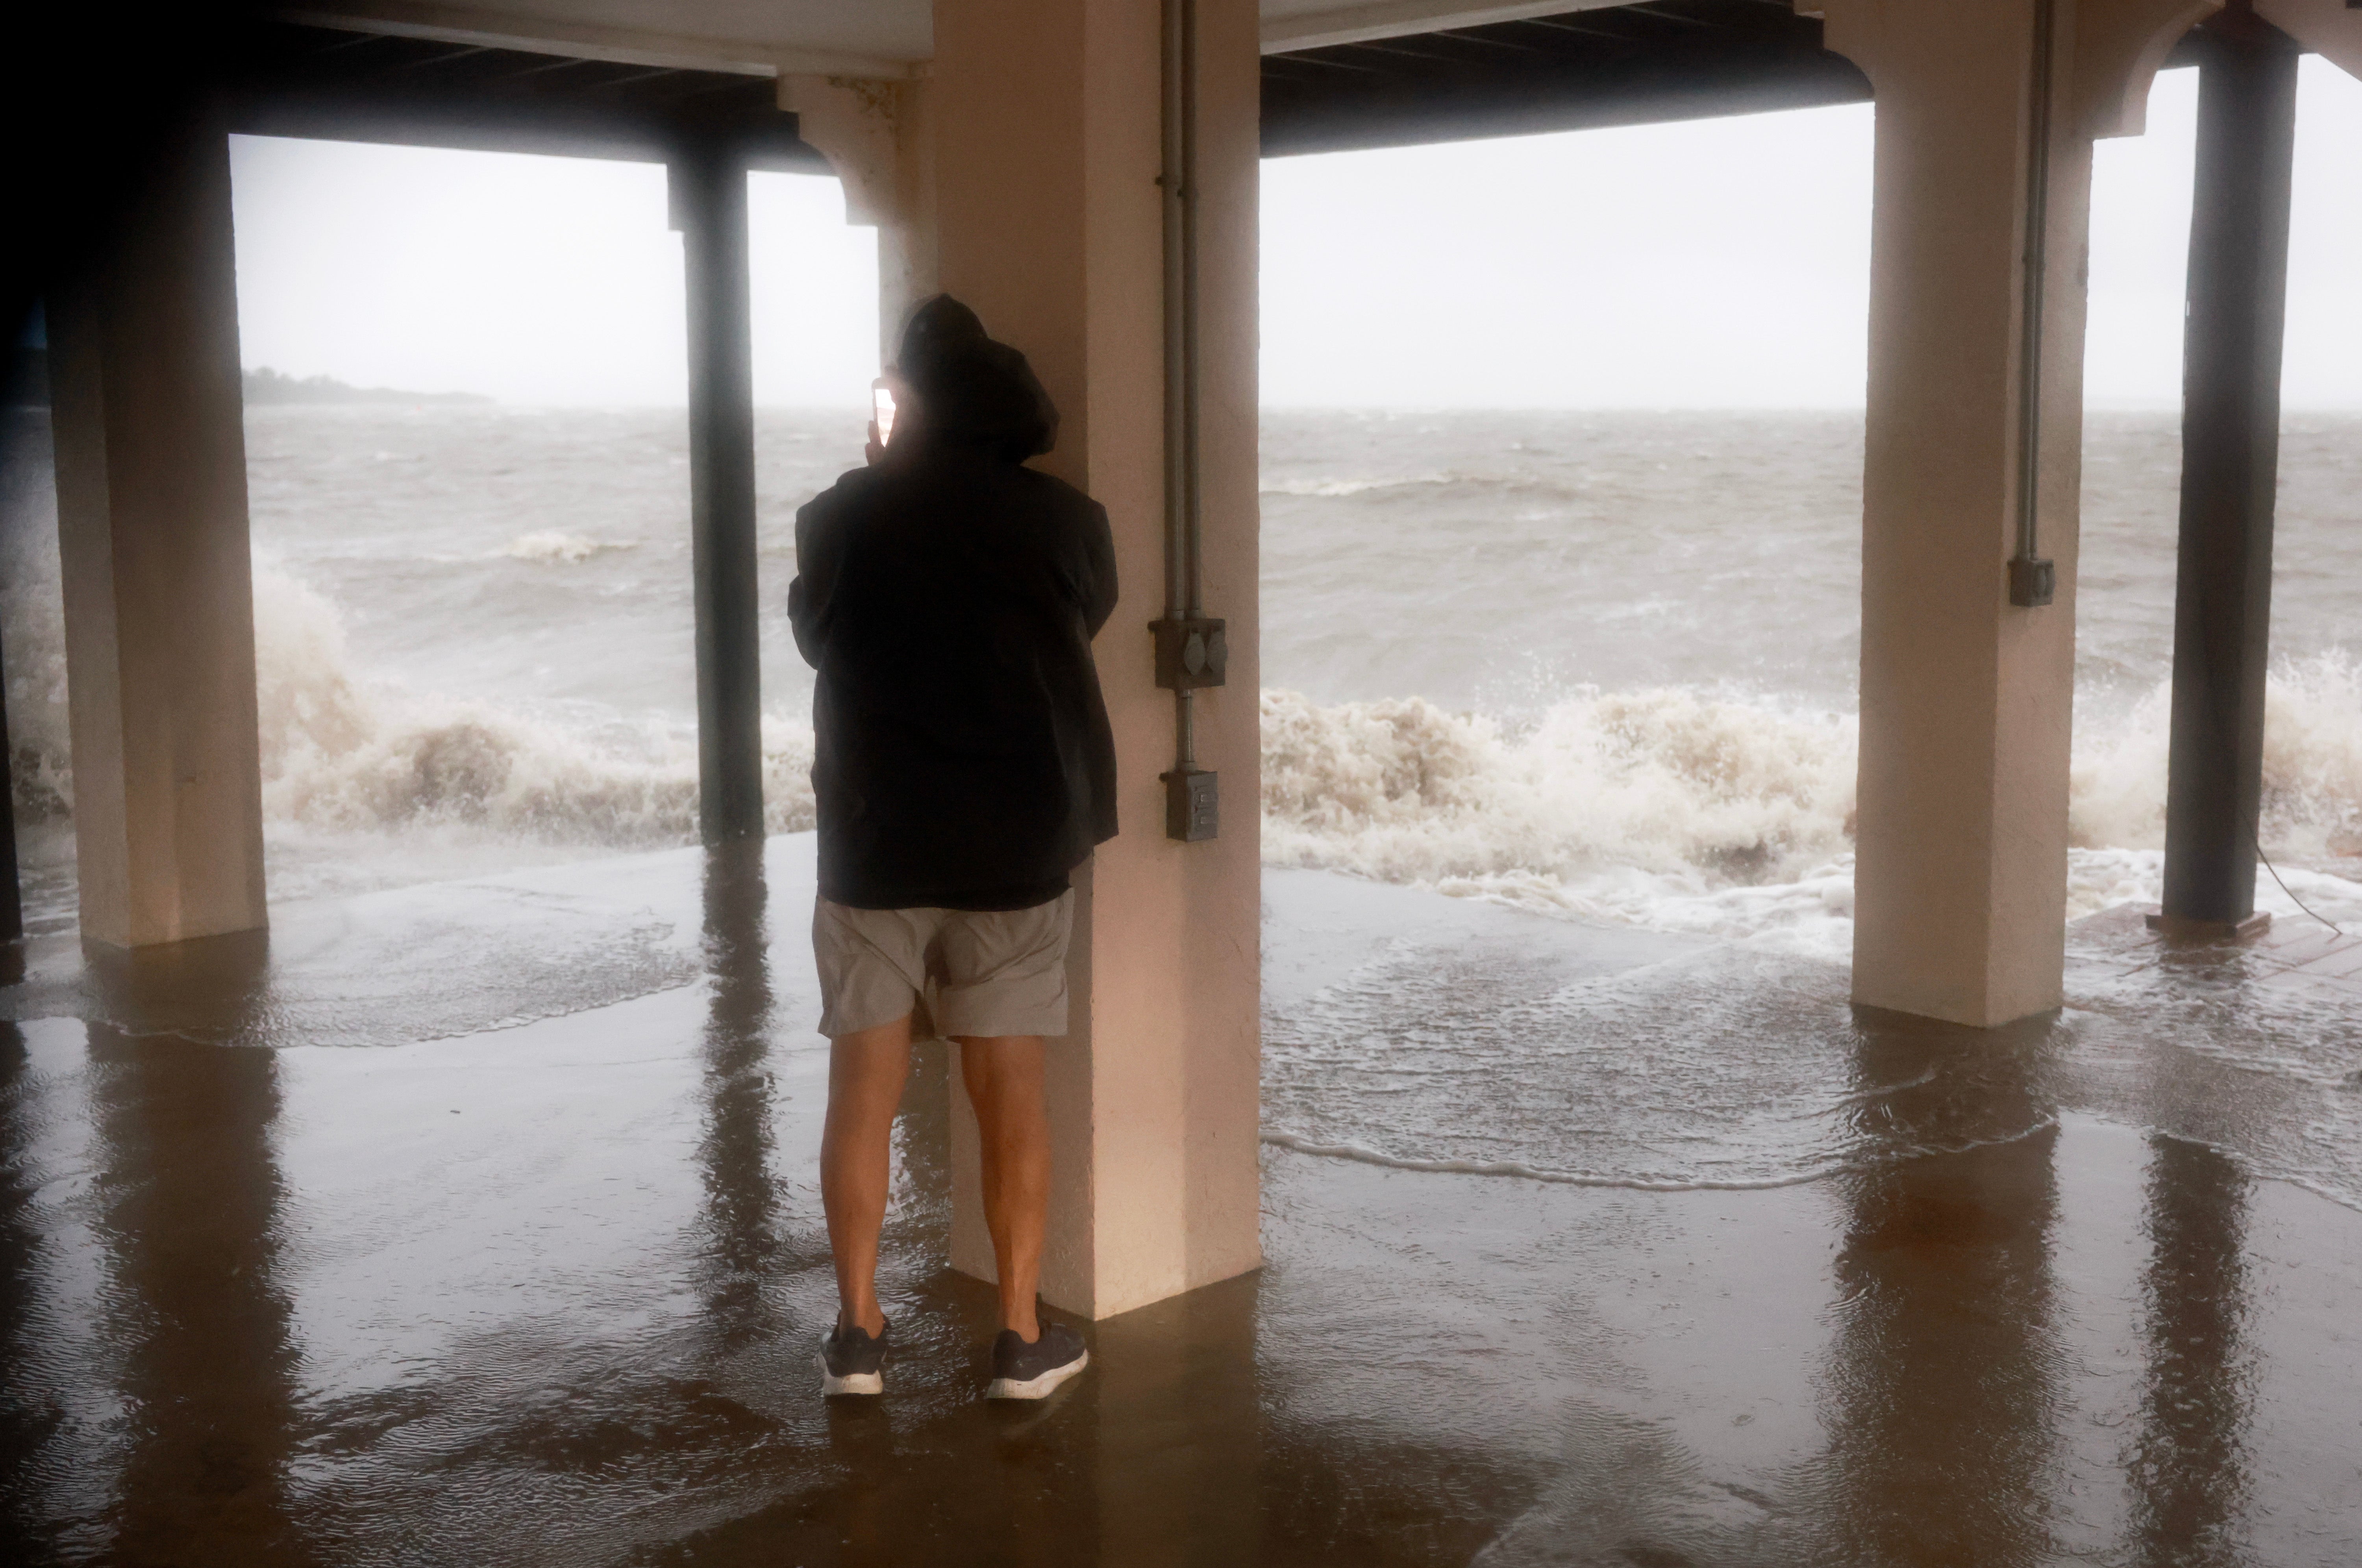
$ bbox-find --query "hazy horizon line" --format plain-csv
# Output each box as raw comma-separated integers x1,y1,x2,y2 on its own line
223,397,2362,416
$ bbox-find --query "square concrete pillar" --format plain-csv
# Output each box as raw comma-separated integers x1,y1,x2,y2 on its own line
47,120,267,948
929,0,1264,1318
1815,0,2212,1026
2255,0,2362,81
777,72,938,359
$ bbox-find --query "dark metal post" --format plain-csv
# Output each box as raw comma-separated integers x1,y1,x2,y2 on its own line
0,623,20,942
2155,13,2298,937
670,140,765,845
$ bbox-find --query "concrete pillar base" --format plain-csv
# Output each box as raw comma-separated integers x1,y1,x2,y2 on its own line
2144,909,2272,941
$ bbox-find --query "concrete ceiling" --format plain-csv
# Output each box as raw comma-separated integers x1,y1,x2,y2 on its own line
286,0,1650,76
233,2,1857,170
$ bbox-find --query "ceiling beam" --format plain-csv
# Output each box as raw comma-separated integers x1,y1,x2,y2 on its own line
281,2,922,81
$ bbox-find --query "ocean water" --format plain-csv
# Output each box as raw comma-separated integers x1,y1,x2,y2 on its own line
3,403,2359,948
6,402,2362,1215
1260,408,2362,955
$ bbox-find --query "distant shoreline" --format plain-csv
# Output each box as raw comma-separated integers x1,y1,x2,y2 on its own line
244,367,492,406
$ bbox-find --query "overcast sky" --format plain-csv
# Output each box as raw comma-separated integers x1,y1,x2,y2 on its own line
226,57,2362,409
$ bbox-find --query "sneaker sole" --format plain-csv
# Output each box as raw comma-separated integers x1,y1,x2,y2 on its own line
816,1356,884,1397
985,1348,1089,1401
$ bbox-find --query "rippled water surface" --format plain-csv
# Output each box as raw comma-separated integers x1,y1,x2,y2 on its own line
2,405,2357,952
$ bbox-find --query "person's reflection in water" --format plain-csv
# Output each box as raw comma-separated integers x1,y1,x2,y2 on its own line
695,840,787,1354
2128,1134,2251,1567
1820,1008,2063,1566
85,970,307,1563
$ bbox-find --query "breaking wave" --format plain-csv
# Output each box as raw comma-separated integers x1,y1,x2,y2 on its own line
2068,652,2362,858
0,564,810,853
1260,472,1455,498
501,529,636,564
1259,668,2362,952
7,559,2358,943
248,570,814,842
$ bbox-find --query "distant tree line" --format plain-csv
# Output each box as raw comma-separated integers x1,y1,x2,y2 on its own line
243,366,491,405
4,354,495,410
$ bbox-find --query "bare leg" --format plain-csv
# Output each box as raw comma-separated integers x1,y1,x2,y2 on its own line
956,1035,1049,1341
821,1015,914,1337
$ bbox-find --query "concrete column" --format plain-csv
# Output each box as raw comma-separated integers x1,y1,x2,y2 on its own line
669,143,765,845
2255,0,2362,80
48,118,267,949
930,0,1264,1318
1815,0,2213,1026
2158,14,2299,936
778,74,939,357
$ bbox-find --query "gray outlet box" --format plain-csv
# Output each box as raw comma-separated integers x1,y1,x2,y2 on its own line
1151,618,1227,690
1162,767,1218,842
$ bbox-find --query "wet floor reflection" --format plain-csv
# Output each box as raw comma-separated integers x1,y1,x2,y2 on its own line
694,839,783,1353
1821,1008,2064,1566
661,1268,1266,1568
0,1021,53,1556
86,1017,307,1563
2130,1135,2251,1566
2,843,2355,1563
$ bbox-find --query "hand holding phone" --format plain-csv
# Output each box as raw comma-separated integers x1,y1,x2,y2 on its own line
869,378,898,460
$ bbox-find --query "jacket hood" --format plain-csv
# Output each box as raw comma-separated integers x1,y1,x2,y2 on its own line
893,294,1059,463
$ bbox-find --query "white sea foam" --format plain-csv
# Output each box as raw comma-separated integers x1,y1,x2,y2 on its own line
7,407,2358,943
1261,1122,2066,1192
250,569,814,847
12,564,2359,943
2070,652,2362,857
1260,685,1862,950
1260,472,1455,498
1259,669,2362,953
500,530,635,564
1259,1128,1830,1191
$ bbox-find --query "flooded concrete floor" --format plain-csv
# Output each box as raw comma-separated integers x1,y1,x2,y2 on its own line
4,838,2360,1566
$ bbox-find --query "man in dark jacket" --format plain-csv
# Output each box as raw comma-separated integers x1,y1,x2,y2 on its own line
790,296,1116,1402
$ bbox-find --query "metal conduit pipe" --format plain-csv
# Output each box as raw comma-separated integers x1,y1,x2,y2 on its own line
2008,0,2060,608
1154,0,1225,841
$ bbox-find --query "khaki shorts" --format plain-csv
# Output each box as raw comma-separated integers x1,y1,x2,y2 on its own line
813,892,1074,1040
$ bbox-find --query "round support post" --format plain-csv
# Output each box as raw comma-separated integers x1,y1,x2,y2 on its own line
671,140,765,846
2157,11,2298,936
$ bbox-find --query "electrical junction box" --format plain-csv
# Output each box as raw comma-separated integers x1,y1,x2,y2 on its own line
2008,556,2056,607
1151,618,1227,690
1162,767,1218,842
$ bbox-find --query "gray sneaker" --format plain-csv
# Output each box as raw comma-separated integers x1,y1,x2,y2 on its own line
817,1318,888,1396
986,1319,1089,1401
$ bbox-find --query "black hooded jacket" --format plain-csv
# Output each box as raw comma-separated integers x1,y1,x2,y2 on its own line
788,298,1119,910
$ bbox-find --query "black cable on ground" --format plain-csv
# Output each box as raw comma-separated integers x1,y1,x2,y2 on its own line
2251,814,2345,937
